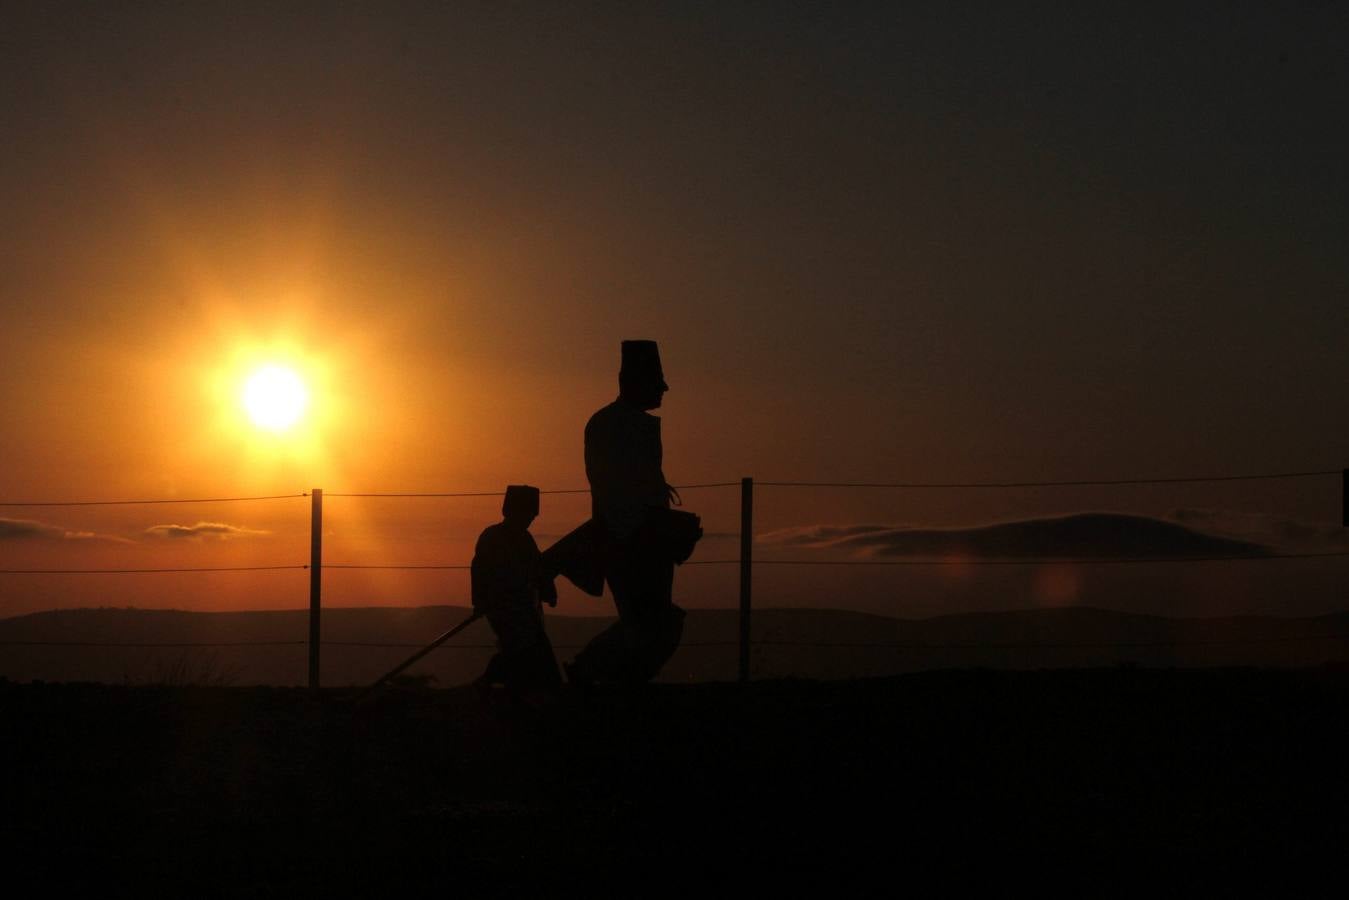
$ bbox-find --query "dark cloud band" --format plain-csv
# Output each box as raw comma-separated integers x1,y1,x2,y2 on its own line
759,513,1271,559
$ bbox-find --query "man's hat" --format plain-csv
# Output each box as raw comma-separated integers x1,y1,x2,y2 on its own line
502,484,540,518
620,340,666,387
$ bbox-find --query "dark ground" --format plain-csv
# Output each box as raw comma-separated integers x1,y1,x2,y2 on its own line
5,669,1347,896
9,605,1349,686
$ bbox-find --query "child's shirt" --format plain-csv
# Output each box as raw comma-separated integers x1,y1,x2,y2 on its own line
470,522,542,613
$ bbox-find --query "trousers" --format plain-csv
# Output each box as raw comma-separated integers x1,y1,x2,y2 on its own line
571,537,684,684
480,604,562,690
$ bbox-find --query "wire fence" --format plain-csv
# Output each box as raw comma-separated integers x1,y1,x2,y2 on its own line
2,467,1345,683
6,551,1348,575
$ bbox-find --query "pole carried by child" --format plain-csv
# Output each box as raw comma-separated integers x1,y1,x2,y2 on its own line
366,610,483,691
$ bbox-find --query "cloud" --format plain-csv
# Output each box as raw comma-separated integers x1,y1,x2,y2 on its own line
757,513,1273,559
0,517,128,543
1,517,270,544
1170,508,1349,553
143,522,270,541
758,524,896,547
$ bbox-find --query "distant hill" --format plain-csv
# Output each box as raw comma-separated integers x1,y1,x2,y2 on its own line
2,604,1348,686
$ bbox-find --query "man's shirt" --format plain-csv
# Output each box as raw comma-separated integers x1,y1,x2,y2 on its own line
584,397,668,541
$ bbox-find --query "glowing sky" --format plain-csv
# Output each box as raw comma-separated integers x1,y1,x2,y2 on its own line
1,4,1345,617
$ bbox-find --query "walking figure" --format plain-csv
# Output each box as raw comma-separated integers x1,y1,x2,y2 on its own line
471,485,562,699
563,340,691,685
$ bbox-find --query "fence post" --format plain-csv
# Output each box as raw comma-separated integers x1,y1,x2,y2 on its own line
739,476,753,683
309,488,323,691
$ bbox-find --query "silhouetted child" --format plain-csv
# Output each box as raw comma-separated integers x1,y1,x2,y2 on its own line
470,485,562,699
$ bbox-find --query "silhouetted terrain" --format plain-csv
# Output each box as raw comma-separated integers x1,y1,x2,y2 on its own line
3,604,1349,685
3,670,1346,893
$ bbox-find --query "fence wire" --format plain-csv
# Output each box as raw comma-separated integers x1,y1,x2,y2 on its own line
0,565,307,574
0,494,307,507
7,633,1348,650
749,551,1349,566
325,481,740,498
6,551,1346,575
760,469,1341,489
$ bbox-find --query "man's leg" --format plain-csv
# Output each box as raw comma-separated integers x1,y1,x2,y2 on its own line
567,588,633,685
626,558,683,682
598,549,681,684
569,542,683,684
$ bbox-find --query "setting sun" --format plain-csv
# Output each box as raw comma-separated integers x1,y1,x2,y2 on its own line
242,365,308,431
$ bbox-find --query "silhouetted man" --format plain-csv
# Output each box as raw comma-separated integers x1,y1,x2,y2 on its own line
567,340,686,685
471,485,562,698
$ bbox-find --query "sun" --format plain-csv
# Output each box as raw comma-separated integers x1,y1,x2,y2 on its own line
242,365,309,431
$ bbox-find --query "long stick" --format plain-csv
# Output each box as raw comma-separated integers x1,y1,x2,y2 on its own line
367,612,484,690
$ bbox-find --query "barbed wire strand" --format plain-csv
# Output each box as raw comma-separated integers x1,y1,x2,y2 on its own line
5,551,1345,575
326,482,740,498
572,552,1349,567
8,634,1348,650
324,552,1349,571
322,640,738,649
0,494,308,508
0,640,306,648
327,490,578,499
0,565,307,574
325,564,471,570
751,634,1349,648
0,639,730,649
760,470,1341,489
748,551,1349,566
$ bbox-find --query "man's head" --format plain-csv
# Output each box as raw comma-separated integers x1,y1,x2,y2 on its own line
502,484,540,528
618,339,668,410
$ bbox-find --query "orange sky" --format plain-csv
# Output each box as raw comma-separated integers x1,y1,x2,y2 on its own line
2,5,1346,619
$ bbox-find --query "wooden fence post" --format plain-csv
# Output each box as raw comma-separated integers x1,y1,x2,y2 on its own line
309,488,322,691
739,477,753,683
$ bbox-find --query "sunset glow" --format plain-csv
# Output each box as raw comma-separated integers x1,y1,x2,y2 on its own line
0,4,1343,628
242,365,308,432
4,8,1347,882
